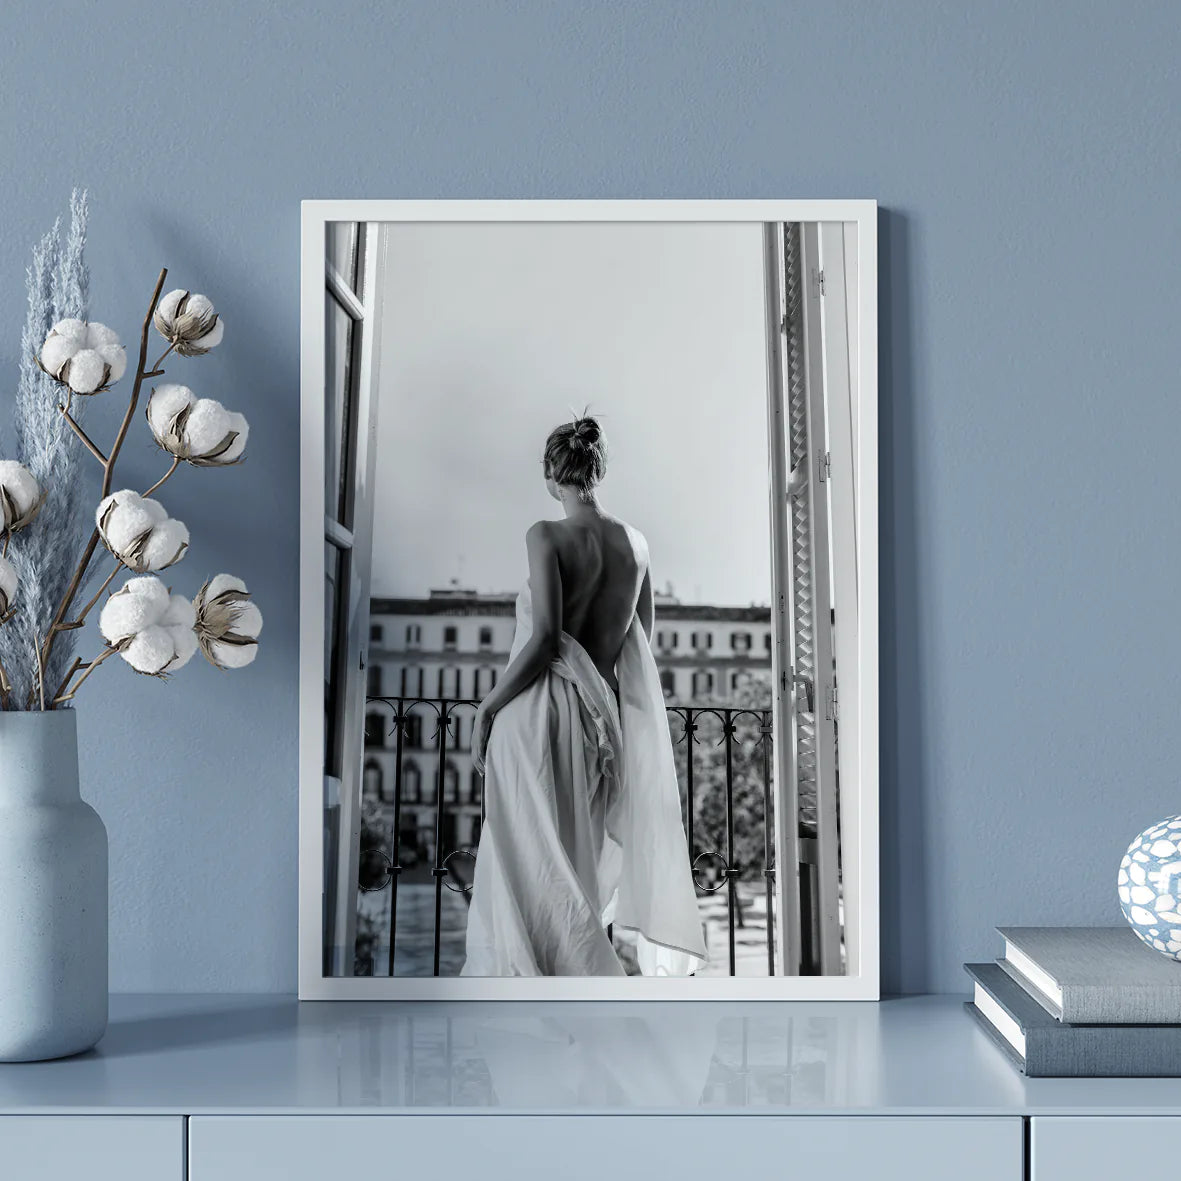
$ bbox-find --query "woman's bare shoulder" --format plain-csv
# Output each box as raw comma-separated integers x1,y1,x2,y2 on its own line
616,520,650,566
526,519,558,548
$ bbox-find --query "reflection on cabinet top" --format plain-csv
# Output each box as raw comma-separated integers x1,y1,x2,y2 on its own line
1,993,1181,1116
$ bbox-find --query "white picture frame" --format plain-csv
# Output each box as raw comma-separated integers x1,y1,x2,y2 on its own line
299,200,879,1000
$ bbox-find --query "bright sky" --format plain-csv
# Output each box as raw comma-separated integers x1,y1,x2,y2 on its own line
369,221,772,606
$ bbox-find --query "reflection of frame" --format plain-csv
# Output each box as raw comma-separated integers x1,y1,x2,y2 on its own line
299,200,879,1000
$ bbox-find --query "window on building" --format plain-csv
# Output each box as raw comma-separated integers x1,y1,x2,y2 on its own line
439,666,461,698
403,714,423,750
731,630,751,652
478,626,493,649
366,664,382,697
402,760,421,803
691,670,714,698
660,669,676,697
369,623,383,643
401,666,423,697
443,625,458,649
443,760,459,803
364,713,385,747
405,623,422,647
363,760,382,801
764,632,773,652
691,631,714,651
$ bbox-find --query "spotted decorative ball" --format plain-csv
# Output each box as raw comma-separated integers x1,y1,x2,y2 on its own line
1119,816,1181,959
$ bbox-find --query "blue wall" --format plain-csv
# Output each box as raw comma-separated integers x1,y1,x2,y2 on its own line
0,0,1177,994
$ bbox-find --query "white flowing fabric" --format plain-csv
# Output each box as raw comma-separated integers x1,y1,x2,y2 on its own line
462,585,707,977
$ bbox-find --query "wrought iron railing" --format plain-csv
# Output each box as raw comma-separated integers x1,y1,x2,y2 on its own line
356,695,818,978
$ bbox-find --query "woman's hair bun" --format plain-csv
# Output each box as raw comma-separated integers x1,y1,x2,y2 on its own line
571,416,601,445
543,414,607,496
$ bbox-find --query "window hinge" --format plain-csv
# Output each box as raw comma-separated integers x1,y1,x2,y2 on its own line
826,682,839,722
811,267,825,297
818,450,832,482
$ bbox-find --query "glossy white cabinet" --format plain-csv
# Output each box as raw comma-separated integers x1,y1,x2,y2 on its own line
1032,1117,1176,1181
0,997,1179,1181
0,1116,183,1181
188,1114,1023,1181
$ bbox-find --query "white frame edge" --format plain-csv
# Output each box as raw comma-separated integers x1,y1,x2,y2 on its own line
299,199,879,1001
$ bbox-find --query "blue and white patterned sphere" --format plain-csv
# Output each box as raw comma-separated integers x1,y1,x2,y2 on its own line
1119,815,1181,959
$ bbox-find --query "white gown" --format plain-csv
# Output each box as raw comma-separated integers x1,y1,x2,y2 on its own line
462,584,708,977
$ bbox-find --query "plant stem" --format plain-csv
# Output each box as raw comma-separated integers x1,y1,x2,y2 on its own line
0,655,10,711
40,266,169,703
53,647,116,705
2,530,8,558
58,405,108,464
103,268,168,500
51,656,82,705
147,342,175,374
142,456,180,498
71,561,122,628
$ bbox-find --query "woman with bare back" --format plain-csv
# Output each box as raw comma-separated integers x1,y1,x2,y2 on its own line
462,417,707,976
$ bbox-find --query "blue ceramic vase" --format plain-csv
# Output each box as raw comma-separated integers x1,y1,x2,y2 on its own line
0,709,107,1060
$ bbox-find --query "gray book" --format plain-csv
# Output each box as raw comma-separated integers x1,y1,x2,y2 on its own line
966,963,1181,1077
997,926,1181,1024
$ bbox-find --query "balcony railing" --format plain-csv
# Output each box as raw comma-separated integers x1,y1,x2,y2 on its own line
356,695,825,978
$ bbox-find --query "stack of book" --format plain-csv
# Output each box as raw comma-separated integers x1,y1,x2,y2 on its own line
966,926,1181,1076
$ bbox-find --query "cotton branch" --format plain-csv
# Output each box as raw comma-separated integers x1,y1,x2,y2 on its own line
40,266,169,705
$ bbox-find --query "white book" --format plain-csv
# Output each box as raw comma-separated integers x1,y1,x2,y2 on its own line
998,926,1181,1025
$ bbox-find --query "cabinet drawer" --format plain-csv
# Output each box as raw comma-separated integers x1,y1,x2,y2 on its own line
1033,1117,1179,1181
0,1116,183,1181
190,1114,1022,1181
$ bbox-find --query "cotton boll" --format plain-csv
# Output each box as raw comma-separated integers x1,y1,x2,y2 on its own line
154,288,223,356
40,320,126,394
97,492,186,571
122,626,177,675
0,461,43,532
65,349,108,394
194,574,261,669
0,461,42,524
97,492,165,552
182,399,232,455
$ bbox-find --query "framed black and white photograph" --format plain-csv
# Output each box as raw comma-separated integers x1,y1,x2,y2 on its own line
299,200,878,999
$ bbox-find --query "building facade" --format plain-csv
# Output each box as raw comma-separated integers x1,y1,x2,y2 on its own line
361,586,773,871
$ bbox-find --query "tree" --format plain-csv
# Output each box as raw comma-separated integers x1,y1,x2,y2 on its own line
670,672,777,893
